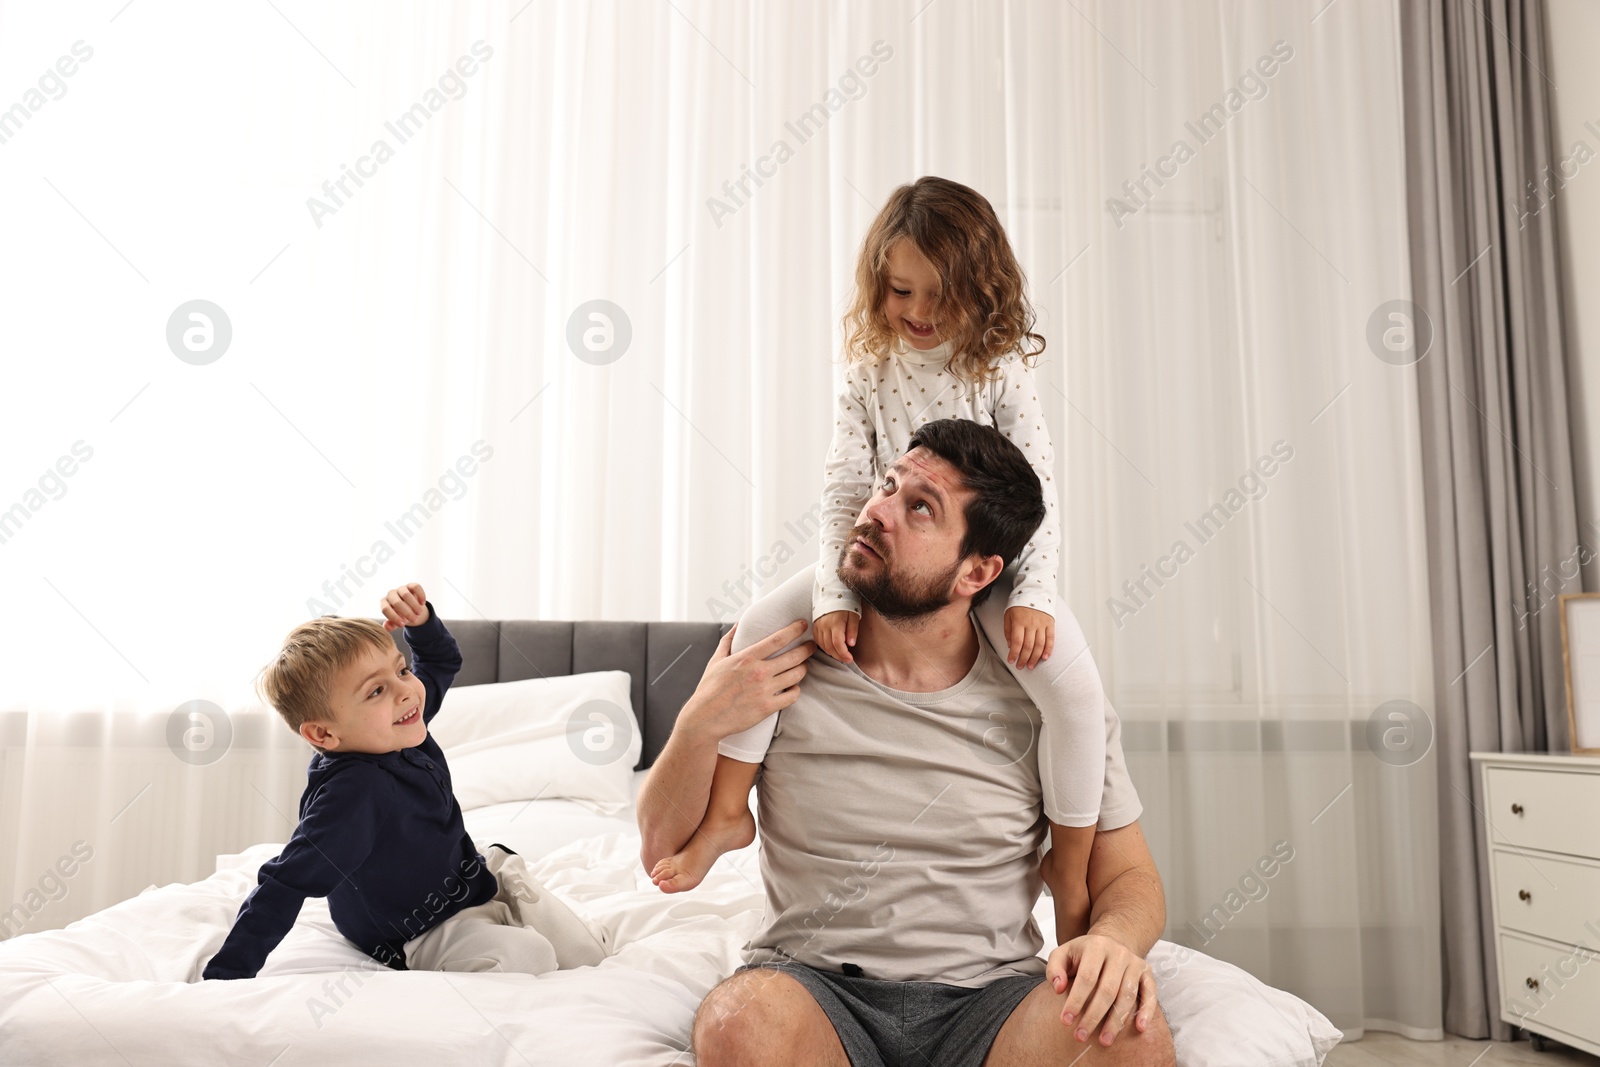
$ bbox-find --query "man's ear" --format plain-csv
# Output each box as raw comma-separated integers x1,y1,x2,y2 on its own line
956,554,1006,600
300,719,338,750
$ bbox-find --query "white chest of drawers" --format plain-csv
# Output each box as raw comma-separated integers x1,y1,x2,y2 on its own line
1470,752,1600,1055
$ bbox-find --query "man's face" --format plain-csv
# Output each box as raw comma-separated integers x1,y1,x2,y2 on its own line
839,447,988,619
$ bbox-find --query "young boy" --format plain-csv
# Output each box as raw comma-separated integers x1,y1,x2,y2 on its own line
202,583,607,979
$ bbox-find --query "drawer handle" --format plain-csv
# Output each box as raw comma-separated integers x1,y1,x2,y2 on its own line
1511,803,1524,815
1518,889,1531,902
1526,977,1540,990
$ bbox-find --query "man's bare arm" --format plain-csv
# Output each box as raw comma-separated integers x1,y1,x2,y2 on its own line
1084,821,1166,956
1044,819,1167,1048
637,710,724,871
636,620,814,871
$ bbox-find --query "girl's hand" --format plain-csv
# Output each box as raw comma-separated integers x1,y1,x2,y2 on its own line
1004,606,1054,669
380,583,430,631
814,610,859,663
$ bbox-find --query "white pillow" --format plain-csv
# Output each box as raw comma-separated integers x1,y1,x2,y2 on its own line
1148,941,1343,1066
1030,895,1341,1066
427,672,641,814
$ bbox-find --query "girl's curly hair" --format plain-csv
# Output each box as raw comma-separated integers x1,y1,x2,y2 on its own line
841,176,1045,385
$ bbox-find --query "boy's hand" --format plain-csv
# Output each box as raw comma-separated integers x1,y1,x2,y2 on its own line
1004,606,1054,669
381,583,430,631
814,610,859,663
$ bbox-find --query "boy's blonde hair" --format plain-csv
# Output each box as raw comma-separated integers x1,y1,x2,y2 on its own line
257,616,398,736
842,175,1045,386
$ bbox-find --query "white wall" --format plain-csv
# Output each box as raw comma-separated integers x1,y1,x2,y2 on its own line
1548,0,1600,586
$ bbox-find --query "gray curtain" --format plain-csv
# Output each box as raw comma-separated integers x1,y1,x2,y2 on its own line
1398,0,1582,1041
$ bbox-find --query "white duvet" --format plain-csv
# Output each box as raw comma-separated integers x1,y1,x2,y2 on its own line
0,827,750,1067
0,797,1342,1067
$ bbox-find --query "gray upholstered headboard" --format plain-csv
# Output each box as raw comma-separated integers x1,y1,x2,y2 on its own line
390,620,733,770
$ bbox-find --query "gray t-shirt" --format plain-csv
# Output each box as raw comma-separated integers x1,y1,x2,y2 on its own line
743,614,1143,987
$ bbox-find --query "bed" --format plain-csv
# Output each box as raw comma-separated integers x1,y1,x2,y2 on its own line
0,618,1342,1066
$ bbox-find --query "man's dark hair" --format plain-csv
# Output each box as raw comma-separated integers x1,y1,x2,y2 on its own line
904,418,1047,606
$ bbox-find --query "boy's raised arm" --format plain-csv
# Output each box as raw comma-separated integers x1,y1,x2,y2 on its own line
403,609,461,725
379,584,462,725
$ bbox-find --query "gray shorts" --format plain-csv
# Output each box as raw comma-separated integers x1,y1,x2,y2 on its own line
736,959,1041,1067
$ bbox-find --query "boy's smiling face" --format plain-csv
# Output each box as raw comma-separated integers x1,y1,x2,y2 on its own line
300,643,428,754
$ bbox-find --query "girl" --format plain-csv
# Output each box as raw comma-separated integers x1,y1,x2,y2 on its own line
650,176,1107,945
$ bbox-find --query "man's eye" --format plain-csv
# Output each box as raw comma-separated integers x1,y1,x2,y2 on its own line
913,501,931,515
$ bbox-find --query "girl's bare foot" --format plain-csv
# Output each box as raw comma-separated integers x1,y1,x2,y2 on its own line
649,808,756,893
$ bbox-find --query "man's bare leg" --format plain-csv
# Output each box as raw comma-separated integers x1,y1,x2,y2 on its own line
650,755,760,892
693,968,850,1067
984,982,1176,1067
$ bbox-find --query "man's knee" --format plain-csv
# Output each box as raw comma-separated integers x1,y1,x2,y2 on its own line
1128,1003,1177,1067
692,969,815,1061
990,982,1176,1066
1050,1001,1177,1067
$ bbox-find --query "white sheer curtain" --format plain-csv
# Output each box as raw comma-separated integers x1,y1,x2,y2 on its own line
0,0,1437,1037
1037,2,1441,1041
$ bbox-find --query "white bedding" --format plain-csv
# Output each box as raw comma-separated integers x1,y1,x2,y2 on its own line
0,775,1340,1066
462,770,652,862
0,832,744,1066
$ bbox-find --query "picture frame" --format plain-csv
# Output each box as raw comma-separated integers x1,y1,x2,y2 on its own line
1558,592,1600,755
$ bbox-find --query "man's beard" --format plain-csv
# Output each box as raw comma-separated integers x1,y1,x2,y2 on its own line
838,525,964,621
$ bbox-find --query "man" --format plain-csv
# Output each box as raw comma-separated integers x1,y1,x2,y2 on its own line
639,419,1175,1066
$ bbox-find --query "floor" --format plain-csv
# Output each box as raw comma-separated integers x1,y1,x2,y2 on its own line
1325,1032,1600,1066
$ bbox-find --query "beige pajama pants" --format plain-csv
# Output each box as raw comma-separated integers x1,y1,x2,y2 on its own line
402,844,609,975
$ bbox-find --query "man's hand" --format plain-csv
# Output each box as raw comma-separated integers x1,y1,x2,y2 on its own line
1045,932,1158,1048
1004,606,1054,669
637,619,814,874
380,583,430,631
684,619,816,741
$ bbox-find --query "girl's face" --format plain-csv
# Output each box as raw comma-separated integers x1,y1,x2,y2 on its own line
882,240,945,350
